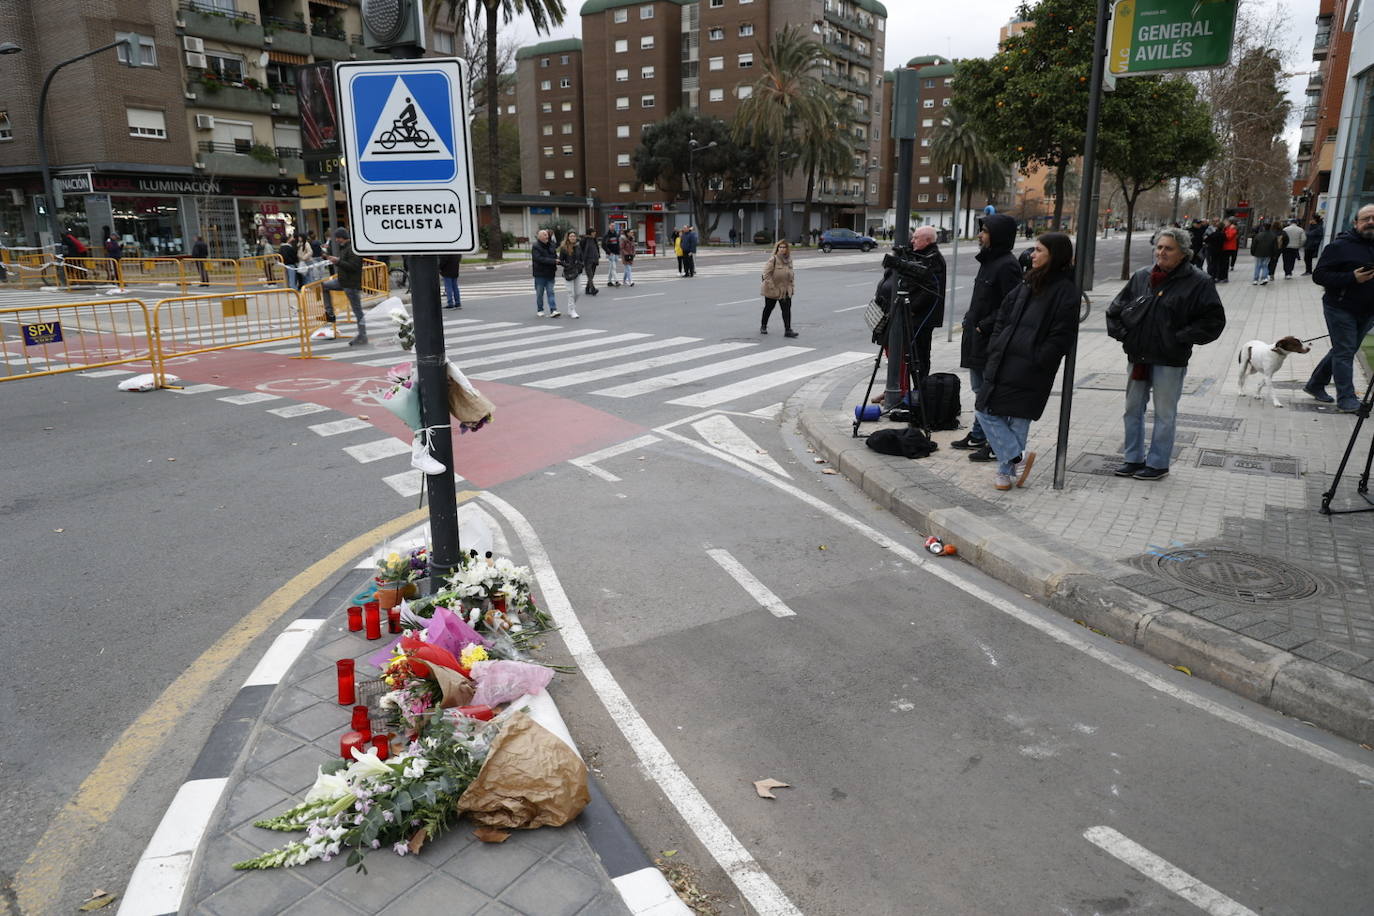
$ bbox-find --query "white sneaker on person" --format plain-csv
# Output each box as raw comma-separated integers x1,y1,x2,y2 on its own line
569,309,580,318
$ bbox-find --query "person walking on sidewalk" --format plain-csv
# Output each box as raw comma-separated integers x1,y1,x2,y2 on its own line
1205,218,1229,283
1250,223,1278,285
1282,219,1305,278
759,239,798,337
619,229,637,286
974,232,1080,491
602,228,622,287
439,253,462,309
1301,204,1374,412
1303,217,1324,275
531,228,561,317
681,225,698,277
191,234,210,285
581,227,601,295
1106,227,1226,481
672,229,685,276
955,214,1024,460
557,229,587,319
1223,217,1239,271
323,228,368,345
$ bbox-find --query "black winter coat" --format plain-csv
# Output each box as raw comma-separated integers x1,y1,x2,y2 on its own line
1305,224,1324,252
531,239,558,278
1105,261,1225,366
1312,229,1374,315
580,236,600,265
961,246,1023,370
1250,230,1278,259
976,272,1080,421
872,246,947,330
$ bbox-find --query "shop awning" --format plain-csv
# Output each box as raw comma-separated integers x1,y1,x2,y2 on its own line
268,50,309,65
310,0,348,8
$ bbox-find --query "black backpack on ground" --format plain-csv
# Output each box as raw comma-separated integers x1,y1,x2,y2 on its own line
865,427,937,459
919,372,962,431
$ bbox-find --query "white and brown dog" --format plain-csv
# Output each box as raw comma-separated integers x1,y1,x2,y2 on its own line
1237,336,1311,407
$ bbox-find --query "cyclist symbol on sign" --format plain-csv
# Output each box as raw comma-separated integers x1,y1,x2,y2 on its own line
376,97,434,150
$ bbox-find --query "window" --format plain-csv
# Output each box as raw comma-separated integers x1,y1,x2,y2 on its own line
644,182,656,191
542,124,553,136
560,77,571,88
708,56,723,71
922,118,933,128
640,4,654,18
737,85,753,99
561,123,573,134
211,116,251,148
0,114,11,141
615,39,628,53
919,156,930,165
616,68,629,81
738,52,753,68
545,170,555,180
432,30,455,54
541,102,552,113
205,52,244,84
540,80,551,91
617,153,631,166
920,137,931,147
708,177,724,191
561,55,570,65
641,94,655,108
543,146,554,157
641,65,655,79
115,31,157,67
540,58,549,68
561,101,572,111
708,88,724,102
739,23,753,36
942,98,951,107
923,99,935,108
619,182,633,192
126,107,166,139
709,27,724,40
616,96,630,110
562,144,573,156
936,193,948,202
944,78,954,86
924,79,935,89
564,169,575,179
616,124,630,138
918,176,930,184
640,35,654,49
507,104,516,114
918,193,930,203
614,9,628,22
710,0,724,6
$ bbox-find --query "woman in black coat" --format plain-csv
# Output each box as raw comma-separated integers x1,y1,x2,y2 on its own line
974,232,1080,491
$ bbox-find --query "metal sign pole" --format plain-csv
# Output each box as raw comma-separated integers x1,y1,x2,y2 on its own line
946,163,963,343
410,254,461,584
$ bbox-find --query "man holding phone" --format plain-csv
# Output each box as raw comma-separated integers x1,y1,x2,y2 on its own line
1304,204,1374,411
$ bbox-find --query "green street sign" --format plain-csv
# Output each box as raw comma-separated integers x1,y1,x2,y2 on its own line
1108,0,1238,76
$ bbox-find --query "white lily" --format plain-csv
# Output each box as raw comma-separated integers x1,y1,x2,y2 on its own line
348,747,395,780
303,769,351,803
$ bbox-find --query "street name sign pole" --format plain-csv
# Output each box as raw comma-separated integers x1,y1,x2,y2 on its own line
335,57,478,587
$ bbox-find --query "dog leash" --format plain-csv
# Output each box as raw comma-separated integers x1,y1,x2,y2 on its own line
1302,334,1329,344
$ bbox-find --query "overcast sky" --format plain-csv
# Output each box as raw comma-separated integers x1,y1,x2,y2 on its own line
507,0,1318,143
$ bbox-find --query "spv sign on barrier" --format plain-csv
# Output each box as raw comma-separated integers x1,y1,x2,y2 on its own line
23,321,63,345
1108,0,1238,76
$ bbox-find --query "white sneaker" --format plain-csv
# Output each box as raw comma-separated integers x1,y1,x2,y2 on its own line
535,310,547,317
549,309,562,318
569,310,580,319
410,437,445,476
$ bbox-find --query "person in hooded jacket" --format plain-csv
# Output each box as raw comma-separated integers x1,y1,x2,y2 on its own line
1302,204,1374,412
1106,227,1225,480
975,232,1080,491
954,214,1023,460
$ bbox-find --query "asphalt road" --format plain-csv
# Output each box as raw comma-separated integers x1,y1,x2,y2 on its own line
3,235,1370,914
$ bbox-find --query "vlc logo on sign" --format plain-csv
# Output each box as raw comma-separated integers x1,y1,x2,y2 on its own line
335,58,477,254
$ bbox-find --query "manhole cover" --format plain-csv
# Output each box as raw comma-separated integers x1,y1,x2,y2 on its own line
1195,450,1302,478
1069,450,1184,476
1290,400,1343,414
1150,549,1322,602
1078,373,1206,394
1149,413,1244,431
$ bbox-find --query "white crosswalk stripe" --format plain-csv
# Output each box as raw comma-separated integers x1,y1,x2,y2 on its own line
470,335,691,379
665,351,872,408
591,346,810,398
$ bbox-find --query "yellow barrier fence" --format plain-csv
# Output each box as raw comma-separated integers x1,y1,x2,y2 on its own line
296,260,391,358
151,287,305,387
2,252,62,288
62,257,123,286
0,298,158,383
121,257,190,291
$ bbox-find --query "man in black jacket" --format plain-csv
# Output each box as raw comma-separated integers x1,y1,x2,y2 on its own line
874,226,946,409
1302,204,1374,412
1106,227,1226,480
581,227,601,295
954,214,1022,459
323,228,367,345
530,229,561,318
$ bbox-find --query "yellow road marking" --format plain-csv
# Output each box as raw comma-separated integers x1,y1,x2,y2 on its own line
15,501,478,914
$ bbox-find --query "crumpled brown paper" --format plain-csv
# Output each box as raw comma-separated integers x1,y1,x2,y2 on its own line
430,666,475,708
457,710,589,829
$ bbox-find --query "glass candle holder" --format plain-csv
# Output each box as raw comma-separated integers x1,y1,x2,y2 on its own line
346,605,363,632
370,733,391,760
335,659,356,705
364,604,381,640
340,729,367,760
388,607,402,634
351,704,370,732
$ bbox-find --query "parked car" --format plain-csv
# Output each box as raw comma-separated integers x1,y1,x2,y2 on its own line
819,228,877,252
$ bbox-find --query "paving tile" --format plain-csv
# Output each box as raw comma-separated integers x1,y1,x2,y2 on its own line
257,744,336,795
496,856,606,916
279,889,369,916
197,871,317,916
377,874,490,916
192,832,261,900
218,775,291,834
1241,620,1290,642
323,844,448,911
246,724,306,770
1316,649,1369,673
441,839,542,897
279,700,351,743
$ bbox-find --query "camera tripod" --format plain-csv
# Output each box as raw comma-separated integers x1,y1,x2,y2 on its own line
1320,381,1374,514
852,275,938,438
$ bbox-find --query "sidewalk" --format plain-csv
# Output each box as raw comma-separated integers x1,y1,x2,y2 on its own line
801,270,1374,746
125,510,685,916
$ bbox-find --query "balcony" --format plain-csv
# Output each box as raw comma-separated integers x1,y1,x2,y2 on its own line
822,70,873,96
197,141,286,179
823,5,876,41
263,17,311,55
276,146,306,175
1302,105,1319,125
824,39,868,67
1314,14,1332,61
188,74,299,116
179,3,265,47
311,30,352,60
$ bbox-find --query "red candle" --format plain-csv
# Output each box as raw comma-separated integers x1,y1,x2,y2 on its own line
364,599,380,616
388,607,402,634
340,729,368,760
336,659,355,705
370,733,391,760
346,605,363,632
364,604,381,640
490,593,508,614
351,705,370,732
456,705,495,721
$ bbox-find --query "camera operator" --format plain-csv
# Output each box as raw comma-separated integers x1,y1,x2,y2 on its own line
873,226,947,409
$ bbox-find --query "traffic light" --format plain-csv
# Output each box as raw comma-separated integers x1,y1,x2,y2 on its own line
360,0,426,54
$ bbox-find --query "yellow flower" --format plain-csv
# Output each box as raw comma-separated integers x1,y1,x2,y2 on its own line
460,644,489,669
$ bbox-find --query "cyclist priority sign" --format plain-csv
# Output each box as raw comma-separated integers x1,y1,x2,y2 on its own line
335,58,478,253
1108,0,1238,76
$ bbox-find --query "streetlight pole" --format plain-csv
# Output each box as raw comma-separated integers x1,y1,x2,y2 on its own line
687,137,716,231
34,36,138,278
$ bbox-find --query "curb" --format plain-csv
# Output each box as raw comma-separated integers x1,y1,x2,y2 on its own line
799,406,1374,747
117,561,685,916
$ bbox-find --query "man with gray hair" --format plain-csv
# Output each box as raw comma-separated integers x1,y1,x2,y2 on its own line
873,225,947,409
1105,226,1225,480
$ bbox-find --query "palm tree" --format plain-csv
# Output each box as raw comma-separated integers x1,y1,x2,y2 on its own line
733,25,830,243
447,0,566,261
929,109,1007,236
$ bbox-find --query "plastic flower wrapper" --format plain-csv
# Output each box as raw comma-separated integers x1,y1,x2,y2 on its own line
375,363,421,431
469,659,554,708
425,606,490,657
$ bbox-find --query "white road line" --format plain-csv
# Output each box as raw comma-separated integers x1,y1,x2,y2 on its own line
217,392,281,405
834,303,869,312
614,293,666,301
706,548,796,618
1083,827,1258,916
78,368,136,378
843,281,874,288
241,619,326,687
309,417,372,437
473,336,698,380
117,778,230,916
168,383,228,395
592,346,810,398
667,351,871,408
655,427,1374,783
266,402,331,418
716,298,758,306
751,402,783,418
380,469,466,498
479,492,802,916
529,342,756,389
568,434,663,482
342,437,409,463
451,331,643,369
690,415,790,477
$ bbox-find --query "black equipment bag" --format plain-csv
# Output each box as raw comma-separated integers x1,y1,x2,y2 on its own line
919,372,962,431
865,427,937,459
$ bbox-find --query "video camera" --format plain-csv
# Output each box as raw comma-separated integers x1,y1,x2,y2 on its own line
882,245,932,284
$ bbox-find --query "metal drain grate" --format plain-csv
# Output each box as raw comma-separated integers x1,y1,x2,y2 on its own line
1150,548,1323,603
1290,401,1344,414
1078,373,1206,394
1195,450,1301,478
1150,413,1244,431
1069,451,1184,475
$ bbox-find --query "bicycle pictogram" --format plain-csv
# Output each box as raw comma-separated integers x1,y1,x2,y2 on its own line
375,97,433,150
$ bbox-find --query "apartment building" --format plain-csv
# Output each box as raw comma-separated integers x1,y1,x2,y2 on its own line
0,0,465,256
1319,0,1374,233
1294,0,1355,227
874,56,956,233
516,39,587,200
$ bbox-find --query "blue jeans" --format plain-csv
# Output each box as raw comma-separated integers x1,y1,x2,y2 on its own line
1252,257,1270,283
975,411,1031,475
322,277,363,334
967,368,986,441
1306,305,1374,406
1123,363,1187,470
605,253,620,280
443,276,460,307
533,275,557,313
623,260,633,284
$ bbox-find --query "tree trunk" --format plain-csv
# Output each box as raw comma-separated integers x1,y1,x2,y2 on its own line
775,145,785,244
484,2,502,261
801,165,816,247
963,184,974,237
1121,187,1141,281
1052,164,1067,230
